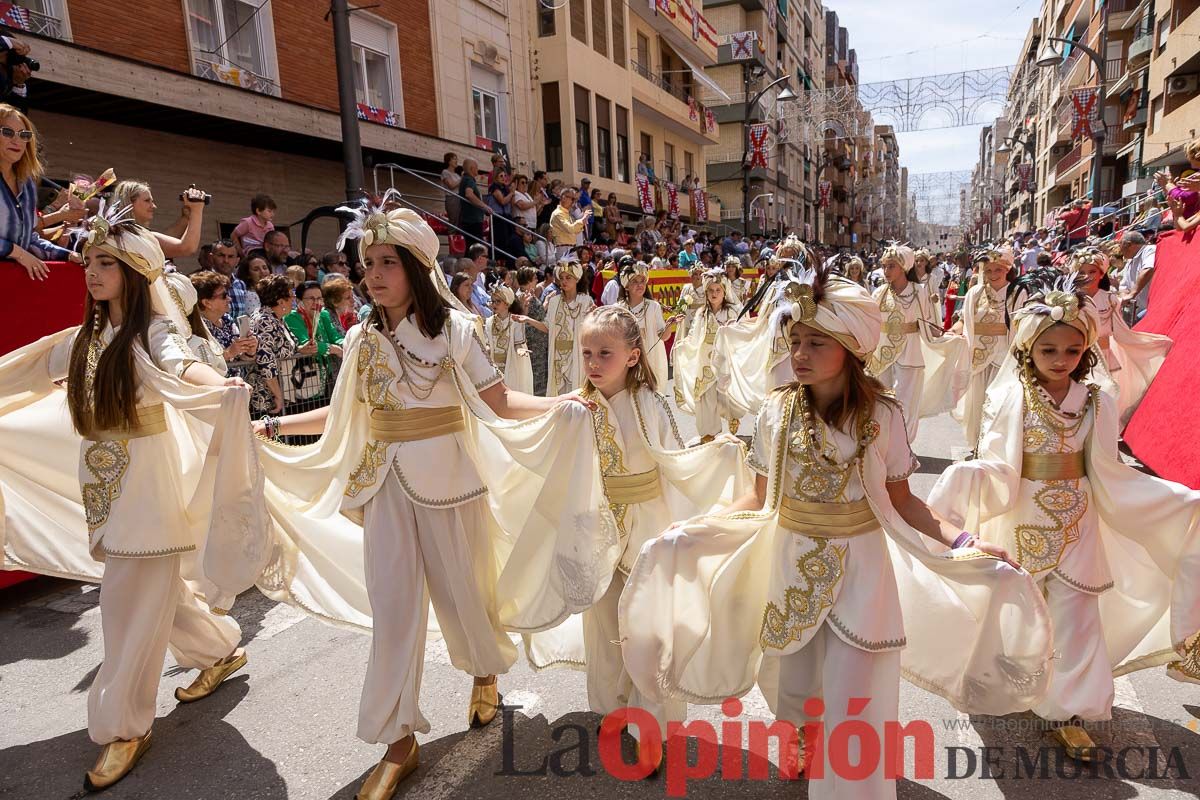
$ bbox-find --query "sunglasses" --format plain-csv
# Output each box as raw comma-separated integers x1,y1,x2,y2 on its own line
213,291,229,299
0,127,32,141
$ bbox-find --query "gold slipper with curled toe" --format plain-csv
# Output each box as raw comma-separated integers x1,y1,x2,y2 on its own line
356,741,419,800
175,648,248,703
84,731,152,792
468,681,501,728
1050,724,1097,761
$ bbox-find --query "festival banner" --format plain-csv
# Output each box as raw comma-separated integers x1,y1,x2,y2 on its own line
818,180,832,208
748,123,770,169
636,174,655,214
667,183,680,218
693,188,708,221
703,109,716,134
1071,87,1099,140
688,95,699,122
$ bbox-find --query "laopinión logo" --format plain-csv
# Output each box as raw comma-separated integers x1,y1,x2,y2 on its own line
496,698,1190,796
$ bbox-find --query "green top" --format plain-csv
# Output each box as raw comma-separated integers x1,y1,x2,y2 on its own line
284,308,344,364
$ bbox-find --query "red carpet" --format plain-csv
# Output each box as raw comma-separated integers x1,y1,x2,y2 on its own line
1123,230,1200,489
0,260,82,589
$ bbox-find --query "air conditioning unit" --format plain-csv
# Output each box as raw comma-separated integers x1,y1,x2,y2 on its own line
1167,74,1199,96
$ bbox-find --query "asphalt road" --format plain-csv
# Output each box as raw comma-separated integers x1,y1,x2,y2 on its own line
2,398,1198,800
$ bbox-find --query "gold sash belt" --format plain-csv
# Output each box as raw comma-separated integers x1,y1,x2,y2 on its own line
91,404,167,441
975,323,1008,337
370,406,465,442
778,496,879,538
1022,450,1086,481
885,321,919,336
493,351,508,364
603,469,662,505
554,339,574,352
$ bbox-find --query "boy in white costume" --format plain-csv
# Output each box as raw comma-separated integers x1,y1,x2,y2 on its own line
930,273,1200,760
867,243,966,442
485,284,533,394
0,209,269,790
1072,246,1172,426
256,202,599,800
522,306,750,765
672,268,743,442
675,264,706,339
620,266,1053,800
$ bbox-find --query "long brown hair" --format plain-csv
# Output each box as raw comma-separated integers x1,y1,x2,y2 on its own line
66,257,153,437
0,104,43,185
367,243,450,338
775,333,896,432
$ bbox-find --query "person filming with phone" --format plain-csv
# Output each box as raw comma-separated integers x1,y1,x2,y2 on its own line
190,270,258,363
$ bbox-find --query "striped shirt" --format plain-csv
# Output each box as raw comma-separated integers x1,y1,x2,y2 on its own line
0,177,72,261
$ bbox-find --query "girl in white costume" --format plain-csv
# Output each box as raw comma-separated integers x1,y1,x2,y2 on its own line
0,210,269,791
484,285,533,394
620,267,1053,800
1072,246,1172,426
929,274,1200,760
616,261,677,389
951,249,1018,452
715,236,812,418
912,248,944,308
867,243,966,442
524,306,750,761
543,259,595,395
724,255,753,304
256,204,597,800
672,268,742,442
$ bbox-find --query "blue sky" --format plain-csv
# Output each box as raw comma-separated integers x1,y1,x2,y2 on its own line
826,0,1039,176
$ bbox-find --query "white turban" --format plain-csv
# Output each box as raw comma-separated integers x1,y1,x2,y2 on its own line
881,243,915,273
775,275,883,360
1011,286,1100,351
556,260,584,281
491,285,515,306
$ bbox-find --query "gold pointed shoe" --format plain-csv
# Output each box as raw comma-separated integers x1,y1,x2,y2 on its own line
467,681,501,728
1166,661,1200,686
1050,724,1097,761
356,741,419,800
84,731,152,792
175,648,248,703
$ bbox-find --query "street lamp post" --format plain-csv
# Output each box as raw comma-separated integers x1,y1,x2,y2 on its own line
1036,2,1110,204
330,0,365,201
741,68,795,236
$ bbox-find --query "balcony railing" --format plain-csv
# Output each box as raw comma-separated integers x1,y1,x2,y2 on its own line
632,61,716,139
194,56,281,97
0,4,66,40
1056,142,1083,174
1105,57,1125,82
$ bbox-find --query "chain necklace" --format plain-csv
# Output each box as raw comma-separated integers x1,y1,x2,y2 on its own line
1019,356,1088,437
389,329,451,402
491,315,511,359
789,387,876,502
891,284,916,309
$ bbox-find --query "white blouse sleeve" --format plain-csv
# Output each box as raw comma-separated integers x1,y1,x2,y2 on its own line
746,398,778,477
883,400,920,482
148,317,199,378
465,325,504,391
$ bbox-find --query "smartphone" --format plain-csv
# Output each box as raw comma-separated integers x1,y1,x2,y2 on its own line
237,314,250,338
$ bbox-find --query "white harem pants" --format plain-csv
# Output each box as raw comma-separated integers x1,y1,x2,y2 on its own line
878,365,923,443
89,553,242,744
1032,574,1114,722
357,469,518,744
772,622,902,800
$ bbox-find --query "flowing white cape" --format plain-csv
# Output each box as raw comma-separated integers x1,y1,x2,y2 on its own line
619,386,1054,715
0,327,271,613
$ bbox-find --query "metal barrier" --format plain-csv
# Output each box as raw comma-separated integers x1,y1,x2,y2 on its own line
227,353,343,445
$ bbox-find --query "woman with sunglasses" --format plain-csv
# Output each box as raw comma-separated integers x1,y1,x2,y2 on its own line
0,104,82,280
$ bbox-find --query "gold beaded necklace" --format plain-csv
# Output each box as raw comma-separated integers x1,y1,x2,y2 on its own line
789,386,876,501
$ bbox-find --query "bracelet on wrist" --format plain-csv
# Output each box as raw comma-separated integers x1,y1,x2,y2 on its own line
951,531,975,550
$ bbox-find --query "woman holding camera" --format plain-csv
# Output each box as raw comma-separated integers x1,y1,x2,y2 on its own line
0,104,81,280
112,178,207,260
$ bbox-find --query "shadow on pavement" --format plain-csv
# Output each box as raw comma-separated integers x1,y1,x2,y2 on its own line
0,679,284,799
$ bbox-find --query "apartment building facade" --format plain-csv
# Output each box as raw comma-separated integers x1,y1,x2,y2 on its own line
9,0,537,262
531,0,720,223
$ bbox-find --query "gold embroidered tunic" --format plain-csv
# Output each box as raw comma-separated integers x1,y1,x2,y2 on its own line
750,396,916,655
47,318,202,559
545,293,594,396
343,310,503,510
1008,382,1112,593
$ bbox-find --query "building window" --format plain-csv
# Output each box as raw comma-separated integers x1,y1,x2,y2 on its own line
664,142,675,184
596,96,613,179
543,82,563,172
474,89,501,142
538,4,556,36
591,0,607,57
187,0,280,94
636,32,650,71
640,132,653,170
610,0,625,68
684,151,694,181
472,64,508,146
570,0,587,44
616,105,630,183
575,84,593,174
347,12,403,118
